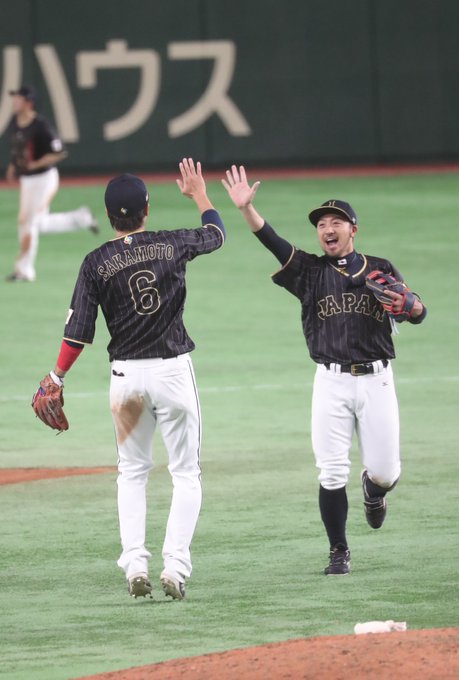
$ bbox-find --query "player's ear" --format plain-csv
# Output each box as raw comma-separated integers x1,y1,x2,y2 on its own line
351,224,358,237
145,203,150,216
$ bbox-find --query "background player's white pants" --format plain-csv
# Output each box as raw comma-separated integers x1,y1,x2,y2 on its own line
16,168,93,280
311,362,401,490
110,354,202,583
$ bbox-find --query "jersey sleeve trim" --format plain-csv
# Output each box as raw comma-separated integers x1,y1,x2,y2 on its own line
63,335,93,346
270,246,296,277
203,222,225,246
201,208,226,243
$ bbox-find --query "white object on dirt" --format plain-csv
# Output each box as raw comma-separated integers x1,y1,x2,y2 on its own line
354,620,407,634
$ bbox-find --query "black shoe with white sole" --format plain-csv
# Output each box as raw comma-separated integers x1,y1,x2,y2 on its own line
324,544,351,575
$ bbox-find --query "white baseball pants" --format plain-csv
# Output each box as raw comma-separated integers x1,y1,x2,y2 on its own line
15,167,93,280
311,362,401,490
110,354,202,583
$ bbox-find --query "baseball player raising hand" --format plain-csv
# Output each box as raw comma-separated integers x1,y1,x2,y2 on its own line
222,165,427,576
33,159,226,599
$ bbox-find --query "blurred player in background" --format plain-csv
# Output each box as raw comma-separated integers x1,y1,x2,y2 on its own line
5,85,98,282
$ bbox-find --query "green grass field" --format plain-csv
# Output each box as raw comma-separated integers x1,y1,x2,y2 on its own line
0,172,458,679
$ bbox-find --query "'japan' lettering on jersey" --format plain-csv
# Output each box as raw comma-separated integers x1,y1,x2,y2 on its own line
272,249,403,364
9,114,64,176
63,217,224,361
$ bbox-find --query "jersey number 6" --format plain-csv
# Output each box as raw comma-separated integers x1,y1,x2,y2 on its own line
128,270,160,316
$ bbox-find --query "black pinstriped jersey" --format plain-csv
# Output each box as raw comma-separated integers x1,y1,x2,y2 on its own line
63,211,224,361
9,114,64,176
272,249,403,364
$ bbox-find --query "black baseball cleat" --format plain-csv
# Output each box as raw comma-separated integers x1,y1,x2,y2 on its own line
128,573,153,598
324,544,351,575
361,469,387,529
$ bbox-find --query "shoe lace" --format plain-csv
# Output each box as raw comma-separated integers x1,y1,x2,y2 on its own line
330,546,349,564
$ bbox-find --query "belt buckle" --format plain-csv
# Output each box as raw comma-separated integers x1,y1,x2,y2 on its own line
351,363,365,376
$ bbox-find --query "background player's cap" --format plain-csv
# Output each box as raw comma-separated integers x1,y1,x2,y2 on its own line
9,84,37,103
308,200,357,227
104,174,149,217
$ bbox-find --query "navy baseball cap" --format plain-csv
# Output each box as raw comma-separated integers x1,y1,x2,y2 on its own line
104,174,149,217
308,199,357,226
9,85,37,102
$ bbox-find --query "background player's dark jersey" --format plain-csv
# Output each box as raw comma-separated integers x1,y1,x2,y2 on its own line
63,213,224,361
273,250,403,364
9,114,64,176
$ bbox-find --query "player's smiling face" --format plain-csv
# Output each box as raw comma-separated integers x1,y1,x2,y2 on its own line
316,213,357,258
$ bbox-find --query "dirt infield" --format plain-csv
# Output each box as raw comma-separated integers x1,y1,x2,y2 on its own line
76,629,458,680
2,468,457,680
0,466,116,485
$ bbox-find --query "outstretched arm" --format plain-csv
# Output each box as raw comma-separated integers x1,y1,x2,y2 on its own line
222,165,264,232
176,157,226,240
222,164,293,264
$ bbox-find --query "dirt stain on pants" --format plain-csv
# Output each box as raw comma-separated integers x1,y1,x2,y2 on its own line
111,396,144,445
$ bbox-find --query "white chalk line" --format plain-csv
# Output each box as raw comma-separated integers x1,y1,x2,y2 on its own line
4,375,459,403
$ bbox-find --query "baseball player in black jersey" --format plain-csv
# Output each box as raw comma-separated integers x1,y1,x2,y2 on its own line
33,159,225,599
5,85,97,282
223,165,427,576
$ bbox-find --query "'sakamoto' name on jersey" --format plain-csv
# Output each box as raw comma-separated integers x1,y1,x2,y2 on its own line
63,218,224,361
98,242,175,280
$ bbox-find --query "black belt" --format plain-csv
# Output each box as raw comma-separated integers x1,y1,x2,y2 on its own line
324,360,388,376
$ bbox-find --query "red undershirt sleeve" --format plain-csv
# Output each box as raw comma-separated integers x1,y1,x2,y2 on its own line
56,339,84,372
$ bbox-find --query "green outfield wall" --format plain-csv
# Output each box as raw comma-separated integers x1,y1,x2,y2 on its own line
0,0,457,173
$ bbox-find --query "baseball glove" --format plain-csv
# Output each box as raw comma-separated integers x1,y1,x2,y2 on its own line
32,373,69,432
365,270,416,321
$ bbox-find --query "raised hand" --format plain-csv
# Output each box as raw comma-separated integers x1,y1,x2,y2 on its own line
222,165,260,209
176,158,206,199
